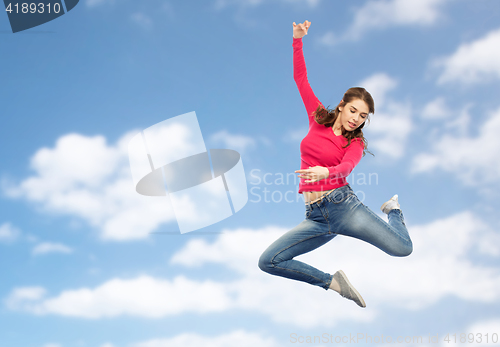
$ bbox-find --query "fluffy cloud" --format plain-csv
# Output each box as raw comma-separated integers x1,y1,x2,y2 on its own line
359,73,413,159
318,0,448,45
131,330,282,347
1,131,175,241
209,130,257,154
411,105,500,186
4,286,46,311
434,27,500,84
4,275,233,318
421,97,472,138
421,97,452,120
1,124,261,241
0,222,21,243
32,242,73,256
6,211,500,327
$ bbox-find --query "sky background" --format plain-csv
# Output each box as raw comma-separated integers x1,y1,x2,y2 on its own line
1,0,500,346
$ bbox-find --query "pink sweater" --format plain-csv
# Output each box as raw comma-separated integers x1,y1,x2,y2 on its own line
293,37,364,194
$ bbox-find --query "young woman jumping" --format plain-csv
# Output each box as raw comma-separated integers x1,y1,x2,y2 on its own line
258,20,413,308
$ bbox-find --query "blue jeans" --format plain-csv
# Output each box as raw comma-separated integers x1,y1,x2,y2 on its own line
258,184,412,290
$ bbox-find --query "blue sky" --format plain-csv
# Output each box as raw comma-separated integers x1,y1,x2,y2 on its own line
1,0,500,346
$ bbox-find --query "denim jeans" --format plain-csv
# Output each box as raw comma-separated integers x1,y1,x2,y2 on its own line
258,184,413,290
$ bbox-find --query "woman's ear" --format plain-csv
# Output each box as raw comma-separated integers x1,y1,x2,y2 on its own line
338,100,345,112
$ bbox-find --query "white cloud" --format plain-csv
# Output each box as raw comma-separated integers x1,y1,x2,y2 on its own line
1,131,174,241
2,125,255,241
208,130,257,154
411,105,500,186
4,275,233,318
131,330,282,347
32,242,73,256
318,0,448,46
4,286,46,311
0,222,21,243
359,73,413,159
8,211,499,327
131,13,153,30
361,73,397,108
442,104,472,137
422,97,452,120
434,27,500,84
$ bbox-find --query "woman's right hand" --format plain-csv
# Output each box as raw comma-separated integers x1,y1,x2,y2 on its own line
293,20,311,39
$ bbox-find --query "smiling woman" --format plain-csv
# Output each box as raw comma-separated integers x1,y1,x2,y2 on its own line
257,20,414,309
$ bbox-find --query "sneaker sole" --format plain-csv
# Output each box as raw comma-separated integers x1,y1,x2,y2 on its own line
338,270,366,308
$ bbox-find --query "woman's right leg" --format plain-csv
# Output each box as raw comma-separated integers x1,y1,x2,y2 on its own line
258,215,336,290
327,190,413,257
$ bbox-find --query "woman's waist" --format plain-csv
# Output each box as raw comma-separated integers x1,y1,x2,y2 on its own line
303,188,337,204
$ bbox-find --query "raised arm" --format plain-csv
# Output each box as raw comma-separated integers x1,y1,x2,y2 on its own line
293,21,322,119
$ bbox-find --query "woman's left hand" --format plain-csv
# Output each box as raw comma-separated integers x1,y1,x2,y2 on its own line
295,166,329,183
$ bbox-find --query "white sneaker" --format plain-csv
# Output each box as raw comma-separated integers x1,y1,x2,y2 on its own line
380,194,400,214
332,270,366,308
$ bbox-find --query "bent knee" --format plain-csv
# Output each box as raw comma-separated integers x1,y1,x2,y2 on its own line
394,242,413,257
258,252,274,272
405,243,413,256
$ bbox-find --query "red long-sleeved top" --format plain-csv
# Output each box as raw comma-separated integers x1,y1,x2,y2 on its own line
293,37,364,194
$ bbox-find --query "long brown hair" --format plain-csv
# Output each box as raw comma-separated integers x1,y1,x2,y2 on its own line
313,87,375,157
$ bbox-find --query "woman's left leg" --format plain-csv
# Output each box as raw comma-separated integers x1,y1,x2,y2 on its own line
258,215,337,290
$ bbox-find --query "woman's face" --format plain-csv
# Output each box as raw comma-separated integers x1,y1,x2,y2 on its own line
338,98,369,131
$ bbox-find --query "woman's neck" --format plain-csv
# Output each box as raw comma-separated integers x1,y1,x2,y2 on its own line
332,118,343,135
